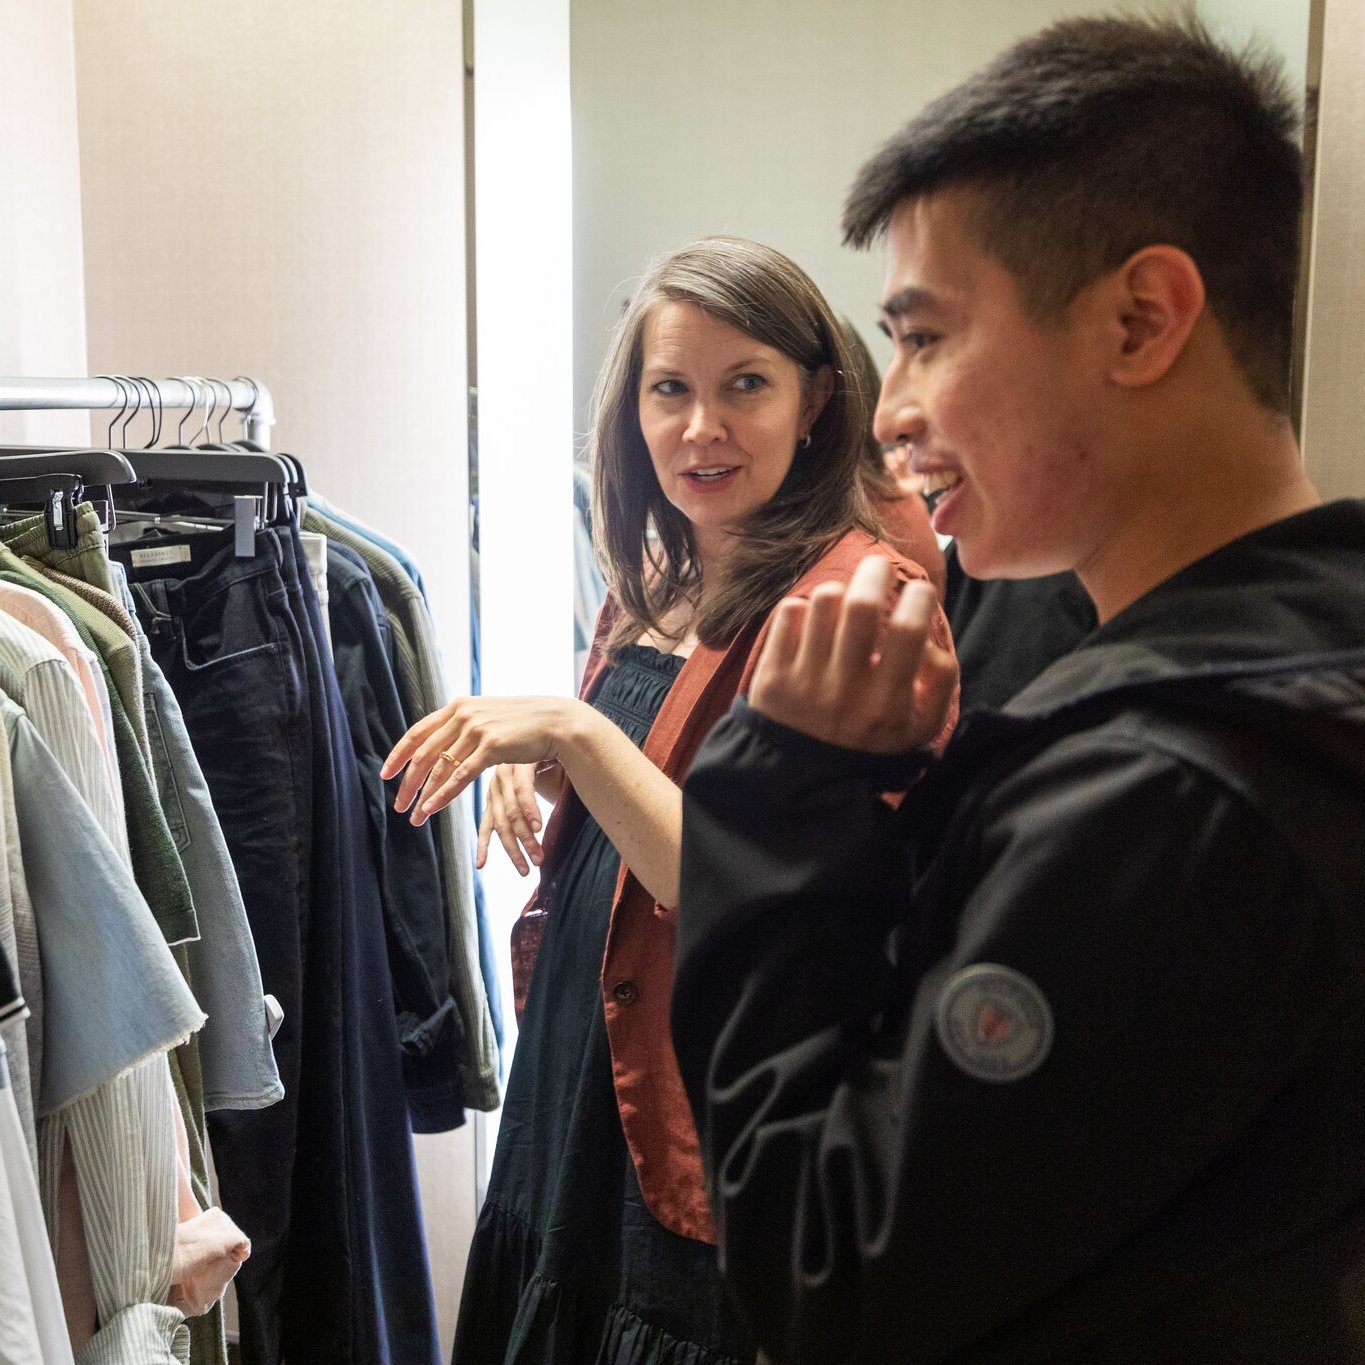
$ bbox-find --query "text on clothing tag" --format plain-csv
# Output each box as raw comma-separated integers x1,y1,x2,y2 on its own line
131,544,193,569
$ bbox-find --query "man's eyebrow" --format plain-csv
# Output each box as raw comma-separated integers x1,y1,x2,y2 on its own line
880,286,940,320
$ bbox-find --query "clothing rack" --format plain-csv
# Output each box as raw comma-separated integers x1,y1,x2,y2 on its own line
0,375,275,445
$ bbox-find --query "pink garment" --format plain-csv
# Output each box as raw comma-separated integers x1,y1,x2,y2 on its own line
0,581,121,816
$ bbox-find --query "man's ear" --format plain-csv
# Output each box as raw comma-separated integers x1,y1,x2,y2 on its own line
802,363,835,438
1107,245,1206,389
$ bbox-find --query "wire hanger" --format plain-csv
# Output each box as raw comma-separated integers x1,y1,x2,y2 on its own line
230,374,309,498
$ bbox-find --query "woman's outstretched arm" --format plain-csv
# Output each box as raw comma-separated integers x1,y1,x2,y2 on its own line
383,694,684,908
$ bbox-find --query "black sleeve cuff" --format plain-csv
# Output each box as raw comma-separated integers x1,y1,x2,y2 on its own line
722,696,936,792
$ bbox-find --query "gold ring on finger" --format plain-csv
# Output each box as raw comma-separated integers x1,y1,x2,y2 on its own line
440,749,460,766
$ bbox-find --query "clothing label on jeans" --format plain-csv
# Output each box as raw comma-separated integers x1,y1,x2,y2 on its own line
131,544,193,569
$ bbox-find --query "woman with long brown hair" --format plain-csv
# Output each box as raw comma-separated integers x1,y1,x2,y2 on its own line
384,236,954,1364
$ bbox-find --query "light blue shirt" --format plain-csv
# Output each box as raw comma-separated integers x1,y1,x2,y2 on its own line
2,696,203,1113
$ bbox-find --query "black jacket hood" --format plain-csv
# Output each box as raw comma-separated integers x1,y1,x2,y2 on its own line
942,501,1365,929
1008,500,1365,709
976,500,1365,778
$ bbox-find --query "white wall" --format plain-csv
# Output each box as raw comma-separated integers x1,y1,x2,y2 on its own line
1300,0,1365,498
0,0,90,445
1193,0,1365,497
70,2,476,1353
71,0,471,687
470,0,577,1178
1198,0,1310,105
570,0,1188,437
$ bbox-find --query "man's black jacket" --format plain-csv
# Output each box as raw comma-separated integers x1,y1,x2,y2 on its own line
675,500,1365,1364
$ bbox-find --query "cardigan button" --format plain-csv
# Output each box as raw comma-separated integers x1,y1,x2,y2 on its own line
611,979,638,1005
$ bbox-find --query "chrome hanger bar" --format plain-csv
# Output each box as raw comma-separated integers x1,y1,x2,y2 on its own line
0,376,275,446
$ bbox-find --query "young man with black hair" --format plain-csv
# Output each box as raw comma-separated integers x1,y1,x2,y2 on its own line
672,17,1365,1364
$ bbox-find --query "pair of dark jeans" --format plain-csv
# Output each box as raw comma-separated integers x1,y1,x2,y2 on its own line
281,526,441,1365
117,525,440,1365
327,541,465,1133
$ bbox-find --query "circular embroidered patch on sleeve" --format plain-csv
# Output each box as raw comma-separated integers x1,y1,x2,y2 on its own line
934,963,1054,1083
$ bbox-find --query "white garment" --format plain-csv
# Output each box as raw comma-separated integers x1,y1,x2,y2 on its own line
0,1038,75,1365
300,531,331,657
63,1061,188,1365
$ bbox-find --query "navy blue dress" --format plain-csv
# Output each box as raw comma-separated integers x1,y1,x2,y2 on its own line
453,645,756,1365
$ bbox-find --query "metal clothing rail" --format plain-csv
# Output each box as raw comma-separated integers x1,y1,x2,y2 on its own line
0,376,276,447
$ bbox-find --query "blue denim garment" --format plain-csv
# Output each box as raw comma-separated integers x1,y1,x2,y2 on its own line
121,530,312,1365
118,524,441,1365
572,462,607,687
110,562,284,1115
0,696,204,1114
303,507,500,1109
306,493,429,601
324,543,463,1132
279,526,441,1365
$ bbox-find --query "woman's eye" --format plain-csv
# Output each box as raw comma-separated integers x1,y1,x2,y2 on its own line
653,379,686,396
733,373,766,393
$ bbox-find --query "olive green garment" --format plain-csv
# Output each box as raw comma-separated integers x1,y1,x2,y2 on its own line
1,507,149,756
36,564,141,658
0,554,197,947
302,507,499,1111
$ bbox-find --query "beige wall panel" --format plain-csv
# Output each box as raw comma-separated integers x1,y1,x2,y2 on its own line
1301,0,1365,497
571,0,1186,434
72,2,476,1354
413,1123,479,1356
0,0,90,445
72,0,471,684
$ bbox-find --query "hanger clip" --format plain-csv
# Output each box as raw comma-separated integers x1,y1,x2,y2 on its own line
234,495,258,558
45,484,82,550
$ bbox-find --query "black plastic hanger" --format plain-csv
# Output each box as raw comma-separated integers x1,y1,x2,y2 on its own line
93,377,298,545
0,449,136,548
198,377,310,499
0,448,137,484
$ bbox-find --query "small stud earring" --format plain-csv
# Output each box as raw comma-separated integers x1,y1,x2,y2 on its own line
799,434,812,450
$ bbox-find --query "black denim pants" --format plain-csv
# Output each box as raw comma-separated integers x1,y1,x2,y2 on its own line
118,525,440,1365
